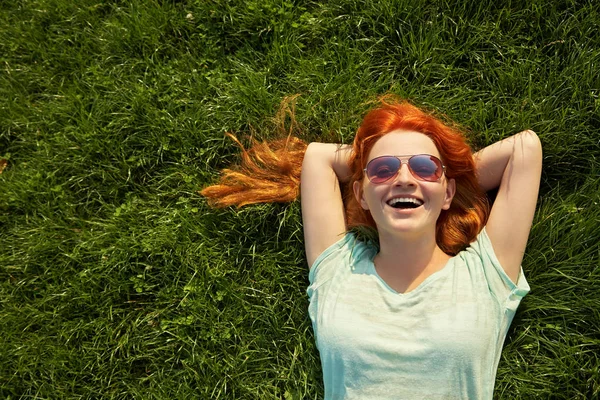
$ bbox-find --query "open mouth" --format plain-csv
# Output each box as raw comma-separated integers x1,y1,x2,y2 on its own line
387,197,424,209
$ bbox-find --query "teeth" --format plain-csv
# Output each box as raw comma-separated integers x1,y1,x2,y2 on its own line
387,197,424,206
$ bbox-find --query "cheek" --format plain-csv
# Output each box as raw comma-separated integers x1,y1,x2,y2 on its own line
361,188,375,210
359,185,382,211
434,186,451,209
421,185,446,208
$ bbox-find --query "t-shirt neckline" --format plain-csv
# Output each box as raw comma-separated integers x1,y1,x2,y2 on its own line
367,253,456,296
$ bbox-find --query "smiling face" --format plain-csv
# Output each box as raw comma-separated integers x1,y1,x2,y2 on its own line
353,130,456,239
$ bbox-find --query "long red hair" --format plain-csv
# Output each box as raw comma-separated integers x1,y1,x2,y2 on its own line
201,97,489,254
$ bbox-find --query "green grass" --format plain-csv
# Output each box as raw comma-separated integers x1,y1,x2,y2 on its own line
1,0,599,398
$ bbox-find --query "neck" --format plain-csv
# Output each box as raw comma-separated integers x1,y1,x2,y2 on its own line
375,229,450,289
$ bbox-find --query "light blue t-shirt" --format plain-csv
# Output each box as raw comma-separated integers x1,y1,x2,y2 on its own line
307,228,530,400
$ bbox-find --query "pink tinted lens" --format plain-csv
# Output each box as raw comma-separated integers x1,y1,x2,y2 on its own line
366,156,401,183
408,155,442,181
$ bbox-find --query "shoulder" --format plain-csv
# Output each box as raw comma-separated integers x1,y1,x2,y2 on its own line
462,228,496,259
308,232,376,285
457,228,530,308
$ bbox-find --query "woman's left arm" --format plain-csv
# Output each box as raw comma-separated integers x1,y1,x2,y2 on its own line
473,130,543,283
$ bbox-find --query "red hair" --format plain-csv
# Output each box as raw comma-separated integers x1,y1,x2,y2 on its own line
201,97,489,254
200,96,307,208
200,133,307,207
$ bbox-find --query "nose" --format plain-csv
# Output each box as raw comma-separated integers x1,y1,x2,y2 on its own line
392,162,416,186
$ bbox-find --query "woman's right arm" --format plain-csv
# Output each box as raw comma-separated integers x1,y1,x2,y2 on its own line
300,143,353,267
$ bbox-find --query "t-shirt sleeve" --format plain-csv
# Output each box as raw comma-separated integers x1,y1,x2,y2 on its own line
466,227,530,311
308,233,354,290
307,233,372,299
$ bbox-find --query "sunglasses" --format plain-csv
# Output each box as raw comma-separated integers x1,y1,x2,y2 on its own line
364,154,445,184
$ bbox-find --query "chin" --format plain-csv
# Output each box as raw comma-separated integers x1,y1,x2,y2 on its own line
378,221,431,237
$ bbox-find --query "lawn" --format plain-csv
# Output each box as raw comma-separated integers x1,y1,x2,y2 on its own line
1,0,599,398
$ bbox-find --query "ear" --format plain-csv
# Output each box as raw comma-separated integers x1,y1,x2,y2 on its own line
353,180,370,210
442,178,456,210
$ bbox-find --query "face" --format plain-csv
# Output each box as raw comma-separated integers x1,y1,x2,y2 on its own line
353,130,456,238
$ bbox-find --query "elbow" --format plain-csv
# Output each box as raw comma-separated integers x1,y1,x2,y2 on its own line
303,142,334,166
519,130,543,162
304,142,323,158
302,142,321,167
521,130,542,152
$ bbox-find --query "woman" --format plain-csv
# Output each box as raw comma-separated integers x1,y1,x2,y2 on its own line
202,98,543,399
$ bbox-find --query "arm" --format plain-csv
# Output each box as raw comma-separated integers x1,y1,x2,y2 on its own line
474,130,543,282
301,143,353,267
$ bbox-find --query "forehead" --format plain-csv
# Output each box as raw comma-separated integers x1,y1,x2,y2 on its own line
368,130,440,160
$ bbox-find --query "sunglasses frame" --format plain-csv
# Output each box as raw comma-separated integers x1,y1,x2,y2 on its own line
364,154,446,183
